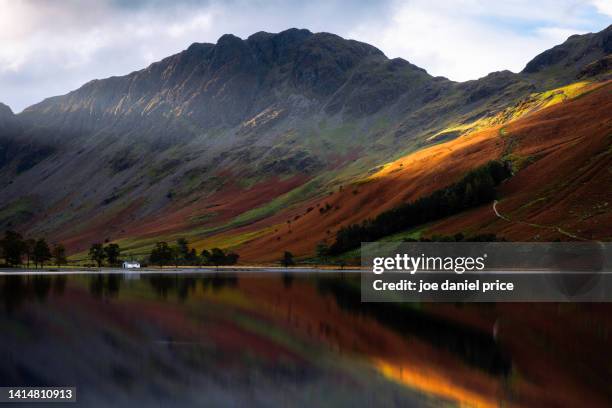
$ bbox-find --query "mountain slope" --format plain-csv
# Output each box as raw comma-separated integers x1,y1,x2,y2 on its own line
431,81,612,241
0,25,610,259
19,28,439,137
0,103,18,132
225,81,611,260
0,103,22,180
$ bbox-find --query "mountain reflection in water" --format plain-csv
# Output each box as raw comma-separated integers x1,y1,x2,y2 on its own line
0,273,610,407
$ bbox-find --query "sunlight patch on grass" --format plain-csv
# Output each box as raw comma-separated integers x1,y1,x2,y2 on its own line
428,80,596,143
190,227,273,251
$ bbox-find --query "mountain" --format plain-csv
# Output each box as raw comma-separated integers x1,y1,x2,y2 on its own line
19,29,442,138
522,24,612,87
0,103,21,176
0,103,21,136
235,80,612,260
0,25,610,259
431,82,612,241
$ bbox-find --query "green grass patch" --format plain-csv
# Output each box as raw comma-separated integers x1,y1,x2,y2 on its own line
503,153,535,173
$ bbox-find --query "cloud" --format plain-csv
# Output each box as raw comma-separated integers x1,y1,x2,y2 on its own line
0,0,608,111
590,0,612,16
348,0,609,81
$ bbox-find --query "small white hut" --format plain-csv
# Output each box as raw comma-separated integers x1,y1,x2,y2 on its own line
122,261,141,269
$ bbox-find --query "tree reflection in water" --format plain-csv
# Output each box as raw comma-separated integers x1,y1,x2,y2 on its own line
316,275,511,377
146,273,237,300
0,275,67,312
89,274,122,298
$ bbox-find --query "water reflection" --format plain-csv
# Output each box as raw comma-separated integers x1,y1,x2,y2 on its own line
89,274,122,298
0,275,66,312
316,277,510,376
147,274,237,299
0,273,610,407
282,272,294,288
0,273,241,309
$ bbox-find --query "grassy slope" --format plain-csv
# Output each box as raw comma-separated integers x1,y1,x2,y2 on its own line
431,81,612,241
232,79,611,261
70,79,610,262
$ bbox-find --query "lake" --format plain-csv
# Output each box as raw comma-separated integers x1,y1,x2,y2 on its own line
0,272,610,407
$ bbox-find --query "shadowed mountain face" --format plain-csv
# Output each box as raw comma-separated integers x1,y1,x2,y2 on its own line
0,103,22,141
0,26,610,253
0,104,21,174
19,29,437,139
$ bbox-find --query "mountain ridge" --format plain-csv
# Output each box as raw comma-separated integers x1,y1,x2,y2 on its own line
19,28,433,134
5,24,611,116
1,25,610,257
522,24,611,83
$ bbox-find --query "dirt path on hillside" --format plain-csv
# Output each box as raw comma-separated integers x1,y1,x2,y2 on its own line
492,200,588,241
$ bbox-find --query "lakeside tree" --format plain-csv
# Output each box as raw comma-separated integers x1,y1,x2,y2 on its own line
89,243,106,268
52,244,67,268
209,248,226,267
150,242,173,268
176,238,190,260
187,248,198,265
225,252,239,265
200,249,211,267
161,238,199,266
202,248,239,268
33,238,52,268
281,251,295,267
170,245,181,268
1,230,25,267
24,238,36,268
315,242,330,264
104,243,121,266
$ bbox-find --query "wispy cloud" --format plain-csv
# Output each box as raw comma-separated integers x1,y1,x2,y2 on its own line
348,0,609,81
590,0,612,17
0,0,608,111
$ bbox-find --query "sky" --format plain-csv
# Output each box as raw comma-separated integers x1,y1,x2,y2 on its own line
0,0,610,112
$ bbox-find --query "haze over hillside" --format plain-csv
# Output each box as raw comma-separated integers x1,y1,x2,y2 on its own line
0,25,610,259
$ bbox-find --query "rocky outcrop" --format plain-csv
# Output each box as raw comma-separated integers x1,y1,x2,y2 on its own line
578,55,612,78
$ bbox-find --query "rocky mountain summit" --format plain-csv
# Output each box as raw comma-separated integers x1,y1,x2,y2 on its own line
20,29,439,140
522,24,611,85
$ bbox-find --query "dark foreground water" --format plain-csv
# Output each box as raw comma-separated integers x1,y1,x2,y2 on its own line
0,273,611,407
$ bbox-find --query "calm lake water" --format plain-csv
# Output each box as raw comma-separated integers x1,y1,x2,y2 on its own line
0,272,610,407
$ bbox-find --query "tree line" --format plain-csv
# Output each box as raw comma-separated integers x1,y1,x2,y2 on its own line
148,238,239,268
329,161,512,255
0,230,242,269
0,230,66,268
87,238,240,268
88,242,122,267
